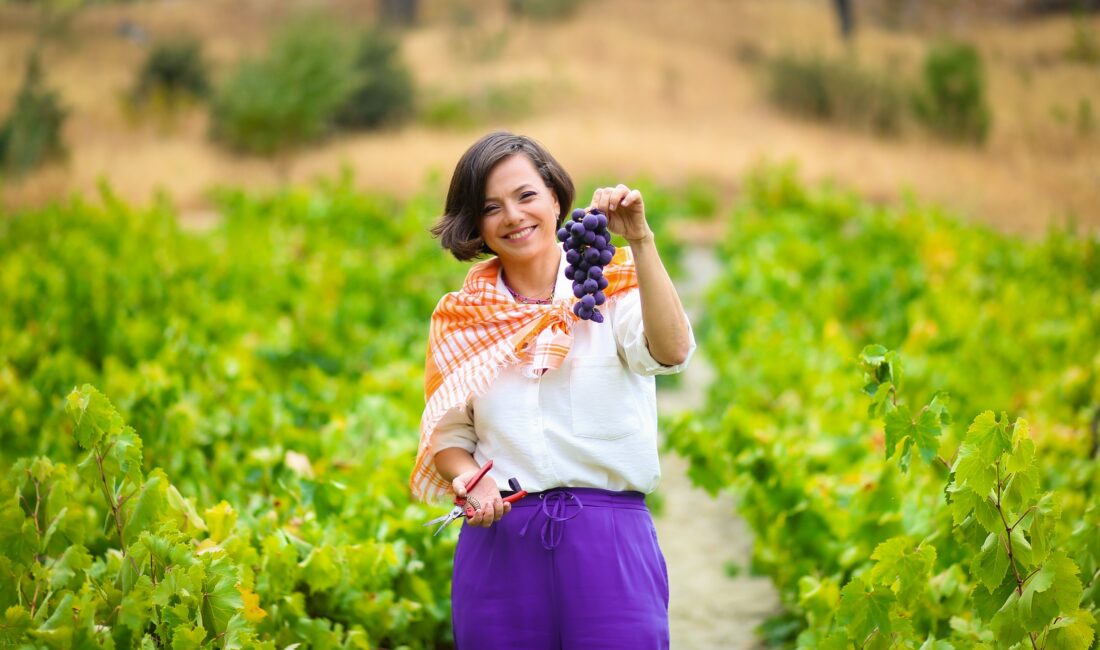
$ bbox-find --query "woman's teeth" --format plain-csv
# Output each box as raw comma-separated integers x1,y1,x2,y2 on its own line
506,226,535,240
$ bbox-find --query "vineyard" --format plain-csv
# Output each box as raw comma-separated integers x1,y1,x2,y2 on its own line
1,168,1098,648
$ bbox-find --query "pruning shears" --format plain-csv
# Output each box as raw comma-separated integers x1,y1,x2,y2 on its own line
424,459,528,536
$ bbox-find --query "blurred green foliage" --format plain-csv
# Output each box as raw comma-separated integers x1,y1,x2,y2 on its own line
420,82,534,130
914,41,992,144
507,0,583,21
764,52,906,136
210,22,358,155
1067,9,1100,63
130,36,211,107
0,172,694,647
334,30,415,130
0,53,67,176
666,165,1099,647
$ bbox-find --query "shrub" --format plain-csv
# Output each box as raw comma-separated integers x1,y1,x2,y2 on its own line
1067,9,1100,64
0,53,67,175
913,41,991,144
764,52,906,135
507,0,582,21
333,30,415,129
420,83,533,130
131,36,210,105
210,22,358,155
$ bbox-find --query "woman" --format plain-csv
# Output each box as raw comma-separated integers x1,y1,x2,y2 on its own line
411,131,695,649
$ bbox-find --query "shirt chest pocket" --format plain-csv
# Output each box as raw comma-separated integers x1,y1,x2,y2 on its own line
568,356,642,440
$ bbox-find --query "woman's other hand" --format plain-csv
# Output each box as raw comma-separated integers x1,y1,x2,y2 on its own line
453,467,512,528
590,184,654,244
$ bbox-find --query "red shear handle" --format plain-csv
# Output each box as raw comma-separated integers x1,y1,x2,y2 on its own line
503,490,528,504
461,459,494,495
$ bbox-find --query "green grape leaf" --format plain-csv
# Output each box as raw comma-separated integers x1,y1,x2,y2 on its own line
203,501,238,544
1005,424,1034,474
966,411,1012,465
1027,511,1052,566
104,427,144,489
973,572,1017,622
66,384,125,450
1020,553,1082,628
171,623,207,650
884,404,912,463
972,533,1009,592
870,537,937,606
166,485,206,536
119,575,155,632
49,544,91,591
1044,609,1096,650
913,404,945,464
990,589,1028,645
1009,528,1035,569
0,494,37,567
839,579,894,639
919,636,955,650
300,545,342,592
1002,466,1040,515
952,442,996,499
125,470,169,546
199,556,242,640
1,606,32,643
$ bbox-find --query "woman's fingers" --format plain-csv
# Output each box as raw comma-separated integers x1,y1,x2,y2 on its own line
609,184,630,211
591,185,636,214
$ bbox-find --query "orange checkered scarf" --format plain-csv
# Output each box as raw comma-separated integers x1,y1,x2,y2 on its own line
410,245,639,502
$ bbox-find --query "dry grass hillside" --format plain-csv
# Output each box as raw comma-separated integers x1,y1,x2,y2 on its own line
1,0,1098,236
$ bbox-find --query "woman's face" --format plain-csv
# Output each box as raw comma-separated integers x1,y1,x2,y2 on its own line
479,154,561,265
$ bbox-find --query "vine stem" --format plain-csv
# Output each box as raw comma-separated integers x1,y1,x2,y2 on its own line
92,443,141,575
994,460,1039,650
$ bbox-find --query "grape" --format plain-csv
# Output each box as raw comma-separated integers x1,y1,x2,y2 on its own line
560,207,616,322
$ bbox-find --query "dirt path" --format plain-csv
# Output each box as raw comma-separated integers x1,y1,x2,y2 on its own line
653,244,781,649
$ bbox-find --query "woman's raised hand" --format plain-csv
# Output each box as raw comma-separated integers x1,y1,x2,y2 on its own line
590,184,654,244
453,468,512,528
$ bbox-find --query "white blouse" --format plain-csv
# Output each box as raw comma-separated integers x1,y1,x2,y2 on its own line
429,247,696,494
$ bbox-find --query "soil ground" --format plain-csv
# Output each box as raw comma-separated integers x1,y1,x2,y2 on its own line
653,244,781,649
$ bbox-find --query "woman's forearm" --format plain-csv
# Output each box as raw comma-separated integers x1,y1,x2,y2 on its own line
434,447,481,484
627,233,693,366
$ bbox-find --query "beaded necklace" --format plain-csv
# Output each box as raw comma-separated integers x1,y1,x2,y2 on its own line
502,272,555,305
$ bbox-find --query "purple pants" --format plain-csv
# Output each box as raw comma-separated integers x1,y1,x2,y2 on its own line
451,487,670,649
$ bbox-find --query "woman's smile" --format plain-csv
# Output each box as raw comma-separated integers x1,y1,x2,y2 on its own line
504,225,537,241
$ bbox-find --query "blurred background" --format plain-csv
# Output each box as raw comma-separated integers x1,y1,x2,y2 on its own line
2,2,1100,648
1,0,1098,233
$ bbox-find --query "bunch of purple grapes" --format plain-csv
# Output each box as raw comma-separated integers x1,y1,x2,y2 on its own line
557,208,615,322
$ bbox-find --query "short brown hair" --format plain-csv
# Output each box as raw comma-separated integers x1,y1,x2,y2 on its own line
432,131,575,261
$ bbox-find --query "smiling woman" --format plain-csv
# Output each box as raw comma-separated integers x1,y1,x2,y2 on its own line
414,131,695,650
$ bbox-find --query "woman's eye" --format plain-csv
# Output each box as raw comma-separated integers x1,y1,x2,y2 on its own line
520,192,536,200
483,205,499,214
